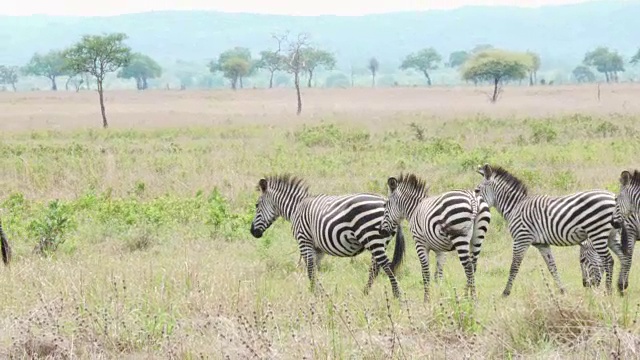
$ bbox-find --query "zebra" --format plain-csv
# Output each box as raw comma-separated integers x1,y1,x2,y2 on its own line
474,163,628,297
249,174,406,298
378,173,491,301
0,217,11,266
579,239,604,288
616,170,640,260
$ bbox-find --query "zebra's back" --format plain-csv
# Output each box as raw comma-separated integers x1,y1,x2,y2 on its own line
294,193,387,257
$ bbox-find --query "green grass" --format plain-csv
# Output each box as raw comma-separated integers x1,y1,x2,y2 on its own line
1,113,640,358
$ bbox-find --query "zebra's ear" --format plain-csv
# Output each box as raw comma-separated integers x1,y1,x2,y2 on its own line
620,171,632,186
258,179,268,192
480,163,492,179
387,177,398,191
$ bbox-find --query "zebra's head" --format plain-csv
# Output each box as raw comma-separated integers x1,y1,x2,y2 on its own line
250,178,275,238
617,170,640,221
250,175,309,238
379,174,429,237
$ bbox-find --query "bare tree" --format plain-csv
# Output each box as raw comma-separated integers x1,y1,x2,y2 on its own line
285,32,310,116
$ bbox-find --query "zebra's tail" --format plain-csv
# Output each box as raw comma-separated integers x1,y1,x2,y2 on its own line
0,218,11,266
390,225,405,274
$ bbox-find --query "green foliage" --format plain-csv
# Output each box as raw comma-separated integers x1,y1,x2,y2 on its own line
461,49,529,102
63,33,132,84
0,65,19,91
293,123,370,148
400,48,442,85
572,65,596,83
29,200,75,256
209,47,254,90
448,50,469,68
117,52,162,90
22,50,68,90
301,48,336,87
583,47,625,83
256,50,286,88
529,121,558,144
324,73,350,88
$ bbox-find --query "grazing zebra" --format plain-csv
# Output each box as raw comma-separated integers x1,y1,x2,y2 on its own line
378,174,491,301
579,240,604,288
249,175,406,298
474,164,626,296
0,218,11,266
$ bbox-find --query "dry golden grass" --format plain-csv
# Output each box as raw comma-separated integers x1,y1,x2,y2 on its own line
1,83,639,131
1,84,640,359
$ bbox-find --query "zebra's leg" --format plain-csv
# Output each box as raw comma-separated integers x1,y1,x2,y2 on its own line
533,244,566,295
368,243,402,299
434,251,446,283
415,242,431,302
298,240,318,293
315,250,324,271
363,256,380,295
503,237,532,297
451,233,476,300
608,226,635,295
592,236,615,295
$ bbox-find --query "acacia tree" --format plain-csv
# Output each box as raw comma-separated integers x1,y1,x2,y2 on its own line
300,48,336,88
448,51,469,68
572,65,596,83
526,51,541,86
368,57,379,87
284,32,310,115
400,48,441,86
63,33,132,128
461,49,529,103
23,50,69,91
117,53,162,90
209,47,253,90
583,47,625,83
0,65,19,91
256,33,288,89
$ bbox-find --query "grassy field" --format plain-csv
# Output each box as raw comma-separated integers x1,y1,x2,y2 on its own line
1,84,640,359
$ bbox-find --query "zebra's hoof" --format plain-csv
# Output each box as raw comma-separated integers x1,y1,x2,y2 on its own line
501,290,511,298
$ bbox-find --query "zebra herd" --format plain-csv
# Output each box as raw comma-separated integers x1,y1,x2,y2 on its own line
250,164,640,301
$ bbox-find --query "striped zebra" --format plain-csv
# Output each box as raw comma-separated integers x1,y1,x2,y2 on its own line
378,174,491,301
579,240,604,288
616,170,640,259
249,175,406,298
474,164,627,296
0,218,11,266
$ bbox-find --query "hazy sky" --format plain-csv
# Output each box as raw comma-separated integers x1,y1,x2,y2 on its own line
2,0,596,16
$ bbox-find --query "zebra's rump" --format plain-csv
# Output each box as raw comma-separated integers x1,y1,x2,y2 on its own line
296,193,390,257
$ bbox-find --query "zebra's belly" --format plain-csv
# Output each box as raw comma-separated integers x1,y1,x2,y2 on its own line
315,233,364,257
535,228,588,246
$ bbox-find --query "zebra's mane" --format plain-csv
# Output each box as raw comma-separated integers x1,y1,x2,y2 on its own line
491,166,529,196
397,173,430,195
263,174,310,194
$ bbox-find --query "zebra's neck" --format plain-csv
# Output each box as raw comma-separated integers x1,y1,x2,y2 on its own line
401,194,427,222
274,189,308,221
493,185,527,222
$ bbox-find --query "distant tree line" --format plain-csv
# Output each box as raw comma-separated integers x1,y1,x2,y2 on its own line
1,29,640,120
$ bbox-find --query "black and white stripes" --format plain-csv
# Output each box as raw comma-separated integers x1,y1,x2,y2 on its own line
378,173,491,301
474,163,625,296
250,175,406,298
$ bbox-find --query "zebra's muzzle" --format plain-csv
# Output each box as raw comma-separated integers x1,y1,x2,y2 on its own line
250,225,263,238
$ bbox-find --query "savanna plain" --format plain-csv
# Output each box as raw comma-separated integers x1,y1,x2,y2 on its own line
2,84,640,359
